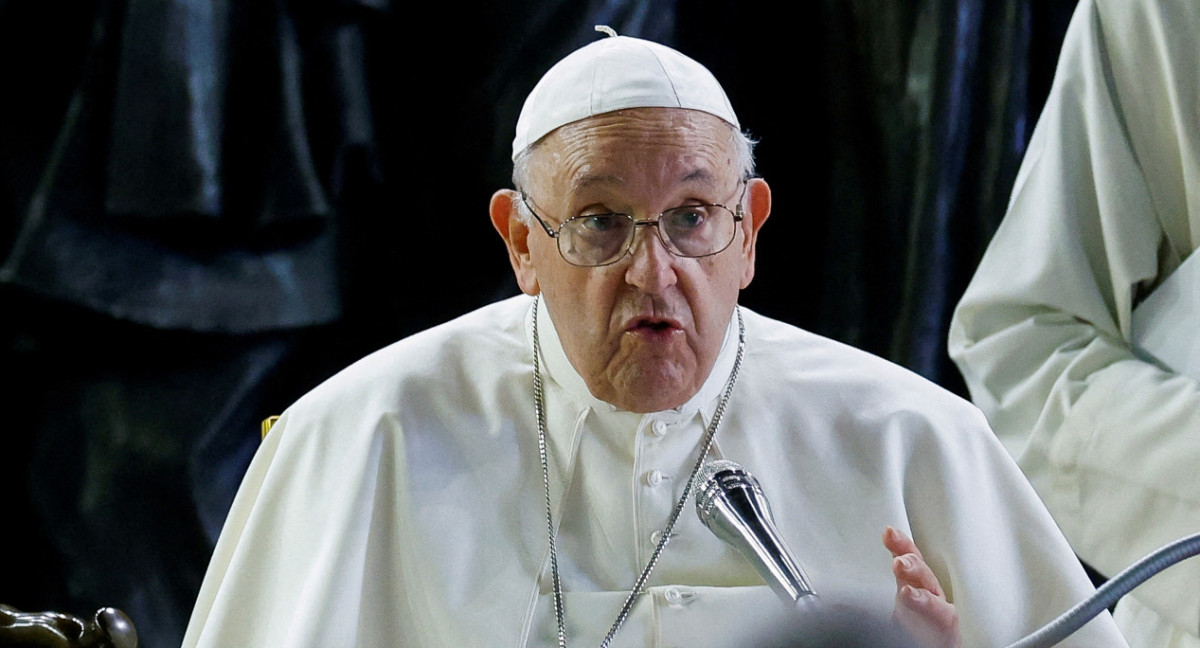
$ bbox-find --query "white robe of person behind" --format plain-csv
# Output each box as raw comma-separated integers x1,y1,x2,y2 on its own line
949,0,1200,645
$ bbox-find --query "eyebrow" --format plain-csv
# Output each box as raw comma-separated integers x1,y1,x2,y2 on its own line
681,169,717,185
572,173,624,190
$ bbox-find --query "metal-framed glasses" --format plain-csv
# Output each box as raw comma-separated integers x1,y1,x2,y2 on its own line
519,180,747,267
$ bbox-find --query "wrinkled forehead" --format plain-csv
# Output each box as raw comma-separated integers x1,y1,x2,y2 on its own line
523,108,742,195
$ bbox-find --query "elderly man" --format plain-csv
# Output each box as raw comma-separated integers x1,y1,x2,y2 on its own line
182,32,1125,647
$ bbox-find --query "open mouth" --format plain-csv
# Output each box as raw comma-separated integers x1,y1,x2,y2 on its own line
639,319,674,332
628,317,682,337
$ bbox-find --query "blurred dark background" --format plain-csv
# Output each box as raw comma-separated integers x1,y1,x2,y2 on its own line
0,1,1078,646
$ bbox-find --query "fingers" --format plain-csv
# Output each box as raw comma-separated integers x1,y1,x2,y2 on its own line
885,526,942,597
896,584,961,648
884,526,961,648
883,524,923,560
892,550,946,599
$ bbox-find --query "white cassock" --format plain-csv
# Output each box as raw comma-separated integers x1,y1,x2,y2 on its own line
184,295,1125,647
949,0,1200,646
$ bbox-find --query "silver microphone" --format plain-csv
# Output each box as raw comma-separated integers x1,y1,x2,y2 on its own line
696,460,817,603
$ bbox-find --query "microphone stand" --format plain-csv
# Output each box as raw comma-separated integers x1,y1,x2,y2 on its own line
1006,531,1200,648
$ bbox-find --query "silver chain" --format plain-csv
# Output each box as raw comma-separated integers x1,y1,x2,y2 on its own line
532,297,746,648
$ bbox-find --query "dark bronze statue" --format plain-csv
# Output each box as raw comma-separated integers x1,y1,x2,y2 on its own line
0,605,137,648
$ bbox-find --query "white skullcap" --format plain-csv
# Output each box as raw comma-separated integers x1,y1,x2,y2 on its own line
511,26,740,160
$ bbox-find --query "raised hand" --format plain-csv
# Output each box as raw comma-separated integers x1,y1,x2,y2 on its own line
884,526,962,648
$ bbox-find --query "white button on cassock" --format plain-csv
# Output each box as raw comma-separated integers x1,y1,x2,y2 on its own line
663,587,695,609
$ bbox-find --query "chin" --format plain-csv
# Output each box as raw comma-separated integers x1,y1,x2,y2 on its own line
610,372,697,413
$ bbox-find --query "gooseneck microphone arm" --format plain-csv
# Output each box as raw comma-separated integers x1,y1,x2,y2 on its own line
695,460,817,603
1006,530,1200,648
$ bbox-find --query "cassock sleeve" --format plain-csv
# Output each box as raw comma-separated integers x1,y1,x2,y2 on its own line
948,0,1200,636
180,406,434,647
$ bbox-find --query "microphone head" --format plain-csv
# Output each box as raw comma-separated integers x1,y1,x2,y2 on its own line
698,458,743,486
695,459,818,602
696,459,762,531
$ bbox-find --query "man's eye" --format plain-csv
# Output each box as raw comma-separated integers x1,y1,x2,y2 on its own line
576,214,624,232
668,207,707,229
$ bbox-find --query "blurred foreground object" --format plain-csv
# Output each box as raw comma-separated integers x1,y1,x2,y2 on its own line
747,598,920,648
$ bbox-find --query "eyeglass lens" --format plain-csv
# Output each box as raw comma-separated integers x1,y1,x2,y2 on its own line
559,205,736,266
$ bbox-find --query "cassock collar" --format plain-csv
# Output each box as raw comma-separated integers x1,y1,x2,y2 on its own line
527,295,741,425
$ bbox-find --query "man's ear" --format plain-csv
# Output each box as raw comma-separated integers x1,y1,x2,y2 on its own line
738,177,771,289
490,189,540,295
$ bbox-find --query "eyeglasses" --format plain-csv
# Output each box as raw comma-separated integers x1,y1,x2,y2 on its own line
519,180,747,267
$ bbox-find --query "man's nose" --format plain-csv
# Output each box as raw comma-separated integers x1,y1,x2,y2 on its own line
624,223,678,292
